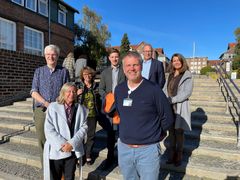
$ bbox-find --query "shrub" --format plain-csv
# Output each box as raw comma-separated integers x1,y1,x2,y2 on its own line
200,66,216,75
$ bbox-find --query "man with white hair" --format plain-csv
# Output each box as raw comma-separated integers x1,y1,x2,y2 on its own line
31,44,69,166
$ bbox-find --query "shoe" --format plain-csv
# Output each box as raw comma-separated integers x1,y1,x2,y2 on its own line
86,158,92,165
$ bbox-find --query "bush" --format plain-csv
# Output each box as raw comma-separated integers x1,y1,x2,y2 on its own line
200,66,216,75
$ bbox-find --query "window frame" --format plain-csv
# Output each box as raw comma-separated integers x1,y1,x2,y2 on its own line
25,0,37,12
0,17,16,51
24,26,44,56
58,9,66,26
11,0,24,6
38,0,48,17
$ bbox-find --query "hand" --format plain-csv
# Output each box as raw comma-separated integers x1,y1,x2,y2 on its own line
43,101,50,108
61,142,73,152
77,89,83,95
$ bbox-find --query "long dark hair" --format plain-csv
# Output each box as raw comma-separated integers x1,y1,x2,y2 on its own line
168,53,189,74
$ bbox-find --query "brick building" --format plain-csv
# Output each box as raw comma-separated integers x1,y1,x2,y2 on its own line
111,41,169,69
0,0,78,106
186,57,208,74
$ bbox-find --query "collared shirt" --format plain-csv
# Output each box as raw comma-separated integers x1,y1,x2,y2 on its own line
64,103,73,127
112,66,119,93
142,59,152,79
31,65,69,107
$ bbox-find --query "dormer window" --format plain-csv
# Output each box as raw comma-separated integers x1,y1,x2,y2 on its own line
38,0,48,17
58,10,66,26
26,0,37,12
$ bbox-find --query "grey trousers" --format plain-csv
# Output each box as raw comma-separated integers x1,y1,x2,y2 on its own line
34,107,46,167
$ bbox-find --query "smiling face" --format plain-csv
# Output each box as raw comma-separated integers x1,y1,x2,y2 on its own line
123,55,142,83
45,48,58,68
64,86,77,105
143,45,153,61
109,52,120,67
172,56,183,70
82,70,93,83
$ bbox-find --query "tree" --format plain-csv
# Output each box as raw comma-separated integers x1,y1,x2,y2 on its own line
200,66,216,75
74,6,111,69
120,33,130,57
233,28,240,70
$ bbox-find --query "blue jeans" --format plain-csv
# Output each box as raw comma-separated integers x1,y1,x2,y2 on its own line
118,139,161,180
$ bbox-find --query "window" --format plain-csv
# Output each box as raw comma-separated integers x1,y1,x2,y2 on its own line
0,17,16,51
38,0,48,17
58,10,66,25
26,0,37,12
12,0,24,6
24,26,43,56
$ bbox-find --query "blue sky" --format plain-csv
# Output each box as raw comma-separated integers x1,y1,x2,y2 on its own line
64,0,240,60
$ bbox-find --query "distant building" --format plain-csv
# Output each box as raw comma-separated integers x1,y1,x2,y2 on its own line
219,43,236,61
111,41,169,69
0,0,79,105
207,60,221,68
186,57,208,74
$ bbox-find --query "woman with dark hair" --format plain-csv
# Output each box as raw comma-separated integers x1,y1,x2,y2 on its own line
76,66,101,165
163,53,193,166
43,82,88,180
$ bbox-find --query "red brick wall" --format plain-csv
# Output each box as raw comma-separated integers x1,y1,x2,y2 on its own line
0,0,74,58
0,49,64,106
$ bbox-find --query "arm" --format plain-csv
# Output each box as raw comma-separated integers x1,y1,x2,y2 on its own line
156,88,174,132
99,71,107,98
30,68,49,107
170,76,193,104
44,104,67,151
158,61,166,89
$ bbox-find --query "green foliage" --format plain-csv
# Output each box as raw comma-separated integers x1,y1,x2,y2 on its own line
232,56,240,70
120,33,130,57
233,28,240,71
74,6,111,69
200,66,216,75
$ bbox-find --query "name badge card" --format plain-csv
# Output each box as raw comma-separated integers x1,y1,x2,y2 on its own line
123,98,133,107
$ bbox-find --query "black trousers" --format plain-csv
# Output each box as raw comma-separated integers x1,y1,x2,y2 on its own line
85,117,97,158
98,113,116,160
50,154,77,180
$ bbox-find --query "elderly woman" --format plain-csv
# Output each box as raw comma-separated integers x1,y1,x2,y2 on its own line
75,66,101,165
43,82,88,180
163,53,193,167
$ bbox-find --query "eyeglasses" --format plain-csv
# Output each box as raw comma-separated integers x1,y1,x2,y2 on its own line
143,51,152,53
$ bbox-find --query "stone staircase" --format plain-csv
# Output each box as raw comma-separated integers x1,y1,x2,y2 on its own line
0,75,240,179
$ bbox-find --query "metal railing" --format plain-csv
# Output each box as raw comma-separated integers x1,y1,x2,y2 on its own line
215,63,240,147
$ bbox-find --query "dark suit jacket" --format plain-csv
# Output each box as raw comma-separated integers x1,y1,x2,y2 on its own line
99,65,126,98
148,59,166,89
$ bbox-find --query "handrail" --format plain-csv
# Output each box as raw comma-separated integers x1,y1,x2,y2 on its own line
215,62,240,147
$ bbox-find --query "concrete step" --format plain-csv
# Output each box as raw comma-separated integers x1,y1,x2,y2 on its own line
0,111,33,121
190,100,227,106
191,121,236,132
191,111,235,122
0,105,33,113
1,140,239,180
190,96,225,101
0,118,34,131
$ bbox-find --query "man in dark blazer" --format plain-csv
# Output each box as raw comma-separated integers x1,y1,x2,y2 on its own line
99,48,125,169
142,43,166,88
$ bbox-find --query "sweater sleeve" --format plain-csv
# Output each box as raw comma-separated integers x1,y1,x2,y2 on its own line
155,87,174,132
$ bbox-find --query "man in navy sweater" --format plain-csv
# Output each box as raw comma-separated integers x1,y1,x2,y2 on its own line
114,51,173,180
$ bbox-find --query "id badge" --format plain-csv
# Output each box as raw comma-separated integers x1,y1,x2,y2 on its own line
123,98,133,107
